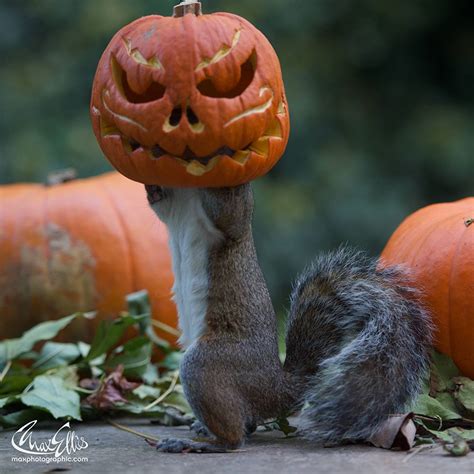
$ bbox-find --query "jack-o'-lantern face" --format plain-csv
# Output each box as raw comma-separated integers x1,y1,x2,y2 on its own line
90,6,289,187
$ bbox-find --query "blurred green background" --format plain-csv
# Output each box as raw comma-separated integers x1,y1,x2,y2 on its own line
1,0,473,310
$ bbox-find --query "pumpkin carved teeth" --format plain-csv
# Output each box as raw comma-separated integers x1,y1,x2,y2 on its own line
151,145,237,163
186,157,220,176
98,107,284,175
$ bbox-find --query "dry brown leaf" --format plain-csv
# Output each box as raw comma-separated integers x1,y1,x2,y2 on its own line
368,413,416,450
79,378,101,391
84,364,141,410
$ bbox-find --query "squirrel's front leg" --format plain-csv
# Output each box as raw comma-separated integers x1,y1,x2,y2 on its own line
144,183,283,453
178,340,253,450
151,341,251,453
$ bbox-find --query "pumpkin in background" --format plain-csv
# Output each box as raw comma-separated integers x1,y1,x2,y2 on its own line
0,172,177,347
381,198,474,378
90,1,289,188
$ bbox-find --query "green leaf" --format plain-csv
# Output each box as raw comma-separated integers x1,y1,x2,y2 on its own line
413,393,462,420
421,425,474,443
77,341,91,358
0,408,50,428
275,417,298,436
161,391,192,415
17,351,39,360
0,375,33,396
127,290,170,349
32,342,81,370
127,290,151,331
414,436,437,446
443,428,474,443
412,351,465,421
0,396,18,408
159,351,183,371
20,375,81,420
0,313,91,368
105,337,152,378
48,366,80,390
453,377,474,416
443,429,473,456
431,351,460,393
260,417,298,436
132,385,162,400
142,363,160,385
85,314,146,361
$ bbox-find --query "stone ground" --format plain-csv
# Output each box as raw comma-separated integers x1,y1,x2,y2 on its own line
1,419,473,474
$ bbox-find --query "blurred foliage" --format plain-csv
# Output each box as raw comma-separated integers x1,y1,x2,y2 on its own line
0,0,473,310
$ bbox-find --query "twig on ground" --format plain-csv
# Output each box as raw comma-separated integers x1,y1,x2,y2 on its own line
403,443,441,463
144,370,179,411
107,419,160,442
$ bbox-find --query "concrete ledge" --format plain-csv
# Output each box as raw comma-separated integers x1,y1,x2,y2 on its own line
1,419,473,473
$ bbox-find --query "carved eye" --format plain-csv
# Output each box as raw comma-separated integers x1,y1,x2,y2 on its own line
111,55,165,103
197,51,256,99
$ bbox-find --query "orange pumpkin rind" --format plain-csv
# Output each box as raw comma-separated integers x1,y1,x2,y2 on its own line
90,8,290,187
381,197,474,378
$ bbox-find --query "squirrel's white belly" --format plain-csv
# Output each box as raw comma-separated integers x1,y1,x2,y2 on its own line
164,190,222,348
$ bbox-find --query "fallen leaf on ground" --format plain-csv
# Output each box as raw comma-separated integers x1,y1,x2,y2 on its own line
443,429,471,456
21,375,81,420
453,377,474,417
369,413,416,450
84,364,140,410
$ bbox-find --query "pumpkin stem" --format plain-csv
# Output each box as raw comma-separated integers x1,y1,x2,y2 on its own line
46,168,77,186
173,1,202,17
465,218,473,228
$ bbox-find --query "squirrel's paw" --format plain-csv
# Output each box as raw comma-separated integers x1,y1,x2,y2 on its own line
154,438,228,454
190,420,211,437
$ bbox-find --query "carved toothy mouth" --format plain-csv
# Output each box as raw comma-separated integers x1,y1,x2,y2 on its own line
150,144,238,164
94,101,286,177
126,137,266,177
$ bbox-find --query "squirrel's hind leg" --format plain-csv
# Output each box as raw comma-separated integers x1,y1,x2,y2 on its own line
177,343,253,450
153,413,246,453
184,394,248,450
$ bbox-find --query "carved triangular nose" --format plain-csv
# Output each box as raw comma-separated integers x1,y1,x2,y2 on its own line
168,106,199,125
186,107,199,125
185,106,205,133
164,105,205,133
169,107,182,126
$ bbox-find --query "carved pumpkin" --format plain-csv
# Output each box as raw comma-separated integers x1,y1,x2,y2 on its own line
0,172,177,346
381,198,474,377
90,1,289,187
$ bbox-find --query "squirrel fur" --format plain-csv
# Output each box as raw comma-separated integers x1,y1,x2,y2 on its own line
146,183,432,450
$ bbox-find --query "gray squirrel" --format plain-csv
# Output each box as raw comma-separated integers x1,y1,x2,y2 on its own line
145,183,432,452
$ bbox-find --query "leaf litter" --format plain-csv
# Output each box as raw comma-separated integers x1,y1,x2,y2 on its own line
1,292,473,457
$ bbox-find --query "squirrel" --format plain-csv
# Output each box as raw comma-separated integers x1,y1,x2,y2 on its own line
145,183,433,453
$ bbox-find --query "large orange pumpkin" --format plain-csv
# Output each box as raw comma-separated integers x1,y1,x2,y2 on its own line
90,1,289,187
381,198,474,378
0,172,177,345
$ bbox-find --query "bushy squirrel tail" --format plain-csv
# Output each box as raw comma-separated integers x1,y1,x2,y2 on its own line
284,247,432,443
